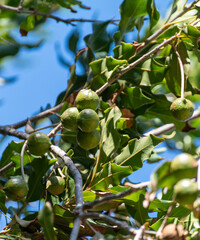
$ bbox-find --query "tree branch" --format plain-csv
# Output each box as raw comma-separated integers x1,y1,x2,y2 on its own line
96,34,178,95
18,0,24,10
83,181,149,210
80,212,137,236
139,0,200,52
0,4,118,26
144,107,200,137
0,162,15,176
0,126,29,139
50,145,83,240
4,102,64,129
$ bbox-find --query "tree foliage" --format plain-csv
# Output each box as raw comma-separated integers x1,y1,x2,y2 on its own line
1,0,200,239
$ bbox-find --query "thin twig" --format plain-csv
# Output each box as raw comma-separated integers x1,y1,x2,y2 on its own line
18,0,24,10
20,140,27,181
47,122,63,138
144,107,200,137
0,126,29,139
171,44,185,98
4,102,64,129
134,225,145,240
96,34,178,95
156,200,176,238
84,181,149,210
0,4,118,26
0,162,15,176
80,212,137,236
29,123,58,133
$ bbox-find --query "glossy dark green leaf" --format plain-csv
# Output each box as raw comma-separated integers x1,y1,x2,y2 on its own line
11,153,33,169
84,21,112,54
113,42,136,60
90,57,127,90
120,86,155,109
165,42,190,97
119,0,148,35
0,141,23,167
90,163,132,191
114,135,163,168
38,202,57,240
26,157,56,202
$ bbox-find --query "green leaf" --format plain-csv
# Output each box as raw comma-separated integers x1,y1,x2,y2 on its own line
114,135,163,168
151,161,177,191
126,194,149,224
0,190,7,214
147,0,160,29
120,86,155,109
84,21,112,55
11,153,33,169
26,157,56,202
90,57,127,90
119,0,148,35
149,199,172,212
83,191,97,202
54,204,74,228
20,15,35,35
165,42,190,97
90,163,132,191
113,42,136,60
38,202,57,240
0,141,23,168
108,185,146,205
150,217,175,231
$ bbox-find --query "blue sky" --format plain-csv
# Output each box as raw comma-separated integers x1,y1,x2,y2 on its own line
0,0,184,230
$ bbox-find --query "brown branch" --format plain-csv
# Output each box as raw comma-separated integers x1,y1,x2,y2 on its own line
83,181,149,210
50,145,83,240
0,4,118,26
47,122,63,138
0,162,15,176
95,35,178,95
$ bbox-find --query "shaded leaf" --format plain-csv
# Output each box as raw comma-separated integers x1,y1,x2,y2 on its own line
38,202,57,240
26,157,56,202
120,86,155,109
84,21,112,55
165,42,190,97
119,0,148,35
113,42,136,60
54,204,74,228
147,0,160,29
126,194,149,224
0,190,7,213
